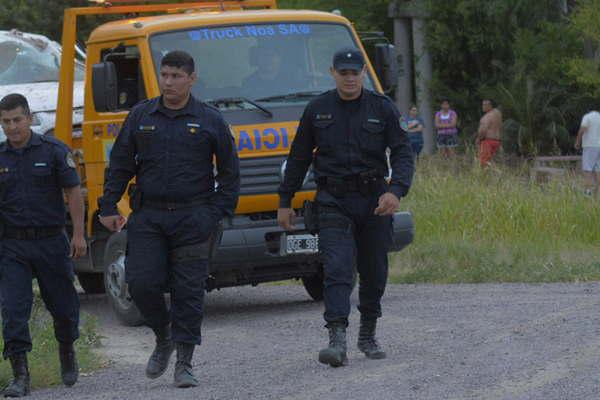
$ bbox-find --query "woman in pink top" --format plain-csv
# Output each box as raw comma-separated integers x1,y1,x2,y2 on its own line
435,99,459,158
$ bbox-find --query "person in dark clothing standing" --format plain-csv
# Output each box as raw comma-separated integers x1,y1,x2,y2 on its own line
98,51,240,387
0,93,86,397
278,47,414,367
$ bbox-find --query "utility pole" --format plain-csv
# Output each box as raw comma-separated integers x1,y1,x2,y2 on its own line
388,3,412,116
389,0,435,154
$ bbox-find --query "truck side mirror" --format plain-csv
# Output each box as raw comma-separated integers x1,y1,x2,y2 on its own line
92,61,118,112
374,43,398,94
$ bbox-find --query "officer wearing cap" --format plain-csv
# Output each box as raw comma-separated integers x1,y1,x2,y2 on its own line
98,50,240,388
278,47,414,367
0,93,86,396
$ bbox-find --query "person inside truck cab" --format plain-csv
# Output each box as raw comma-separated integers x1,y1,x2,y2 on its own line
241,45,299,99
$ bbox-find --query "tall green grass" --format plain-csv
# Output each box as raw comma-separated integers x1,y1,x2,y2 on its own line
391,156,600,283
0,295,102,390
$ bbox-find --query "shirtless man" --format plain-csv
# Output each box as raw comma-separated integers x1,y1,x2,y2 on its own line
476,99,502,167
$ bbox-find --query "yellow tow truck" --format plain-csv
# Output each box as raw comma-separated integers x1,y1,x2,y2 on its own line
55,0,414,325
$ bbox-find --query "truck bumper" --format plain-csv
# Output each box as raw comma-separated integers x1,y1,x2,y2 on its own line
208,211,414,289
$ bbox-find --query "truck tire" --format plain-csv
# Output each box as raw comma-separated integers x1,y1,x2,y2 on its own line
103,231,144,327
301,263,358,302
76,272,105,294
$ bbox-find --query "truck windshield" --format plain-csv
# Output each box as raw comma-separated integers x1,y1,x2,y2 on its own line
0,35,84,85
150,23,375,105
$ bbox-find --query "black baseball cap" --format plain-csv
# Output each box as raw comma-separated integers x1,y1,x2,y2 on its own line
332,47,365,71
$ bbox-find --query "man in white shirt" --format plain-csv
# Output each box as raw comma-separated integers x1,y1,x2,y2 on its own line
575,110,600,195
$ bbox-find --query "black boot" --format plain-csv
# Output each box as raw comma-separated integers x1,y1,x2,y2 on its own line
357,318,386,359
3,352,30,397
318,323,348,367
146,325,174,379
58,342,78,386
174,343,198,388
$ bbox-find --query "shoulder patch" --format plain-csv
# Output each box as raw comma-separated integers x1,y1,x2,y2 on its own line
65,153,76,169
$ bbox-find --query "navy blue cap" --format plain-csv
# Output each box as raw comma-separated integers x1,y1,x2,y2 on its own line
332,47,365,71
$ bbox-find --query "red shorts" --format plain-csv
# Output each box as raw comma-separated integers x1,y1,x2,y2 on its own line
479,139,501,167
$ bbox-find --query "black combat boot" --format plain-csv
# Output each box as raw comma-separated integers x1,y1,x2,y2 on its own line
146,325,174,379
174,343,198,388
357,318,386,359
318,322,348,367
58,342,78,386
3,352,30,397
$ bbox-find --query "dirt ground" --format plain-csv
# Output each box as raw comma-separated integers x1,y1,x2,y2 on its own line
30,283,600,400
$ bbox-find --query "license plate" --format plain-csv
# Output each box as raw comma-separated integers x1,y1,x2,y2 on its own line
281,233,319,255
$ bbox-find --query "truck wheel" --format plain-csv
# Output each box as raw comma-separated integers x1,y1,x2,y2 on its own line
103,231,144,327
301,263,358,302
77,272,105,294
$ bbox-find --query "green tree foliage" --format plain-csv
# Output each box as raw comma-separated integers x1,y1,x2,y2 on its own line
424,0,583,155
0,1,107,43
279,0,392,37
567,0,600,94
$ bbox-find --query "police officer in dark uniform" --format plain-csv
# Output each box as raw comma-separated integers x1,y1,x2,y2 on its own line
278,47,414,367
99,51,240,388
0,93,86,397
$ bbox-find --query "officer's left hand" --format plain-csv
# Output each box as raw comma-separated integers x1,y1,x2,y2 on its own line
374,192,400,216
70,235,87,259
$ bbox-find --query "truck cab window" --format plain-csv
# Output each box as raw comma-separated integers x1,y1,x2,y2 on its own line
150,23,374,107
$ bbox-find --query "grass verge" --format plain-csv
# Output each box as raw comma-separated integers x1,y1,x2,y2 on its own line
0,294,102,390
390,155,600,283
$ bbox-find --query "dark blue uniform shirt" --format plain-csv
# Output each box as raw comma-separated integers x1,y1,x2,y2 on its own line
0,133,80,227
99,95,240,218
279,89,414,207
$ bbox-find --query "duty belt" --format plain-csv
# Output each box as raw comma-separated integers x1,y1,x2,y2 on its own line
142,198,208,211
3,226,64,240
317,174,385,197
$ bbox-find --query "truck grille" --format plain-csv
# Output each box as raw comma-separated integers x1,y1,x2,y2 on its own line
239,155,315,196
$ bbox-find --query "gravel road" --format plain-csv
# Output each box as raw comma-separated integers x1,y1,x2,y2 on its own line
29,283,600,400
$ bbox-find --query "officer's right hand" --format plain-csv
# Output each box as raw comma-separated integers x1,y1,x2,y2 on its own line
99,214,127,232
277,208,296,231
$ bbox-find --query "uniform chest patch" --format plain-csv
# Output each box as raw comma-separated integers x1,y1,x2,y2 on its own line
315,114,332,121
186,122,201,134
34,162,48,167
138,125,156,132
367,118,381,124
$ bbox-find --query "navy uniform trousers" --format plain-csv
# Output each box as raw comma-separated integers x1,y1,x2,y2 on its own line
125,205,218,345
0,234,80,359
316,189,392,326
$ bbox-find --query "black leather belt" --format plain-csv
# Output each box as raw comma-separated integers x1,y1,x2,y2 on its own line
142,198,208,211
4,226,64,240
